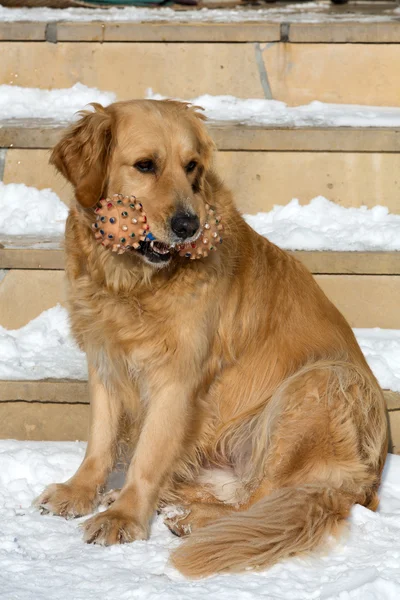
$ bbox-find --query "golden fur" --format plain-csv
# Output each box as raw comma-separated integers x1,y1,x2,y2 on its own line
35,99,388,577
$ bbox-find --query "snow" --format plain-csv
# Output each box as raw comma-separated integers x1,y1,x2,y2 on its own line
1,440,400,600
0,83,115,122
355,329,400,395
1,305,400,394
0,305,87,381
148,92,400,128
1,183,400,252
243,197,400,252
0,182,68,237
0,2,397,24
3,84,400,127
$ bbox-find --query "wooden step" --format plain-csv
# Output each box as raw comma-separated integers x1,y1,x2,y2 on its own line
1,243,400,275
2,119,400,152
1,39,400,107
1,3,400,106
1,265,399,330
1,381,399,448
1,4,399,44
2,122,400,212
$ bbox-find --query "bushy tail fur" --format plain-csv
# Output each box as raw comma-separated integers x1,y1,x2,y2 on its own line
171,484,356,578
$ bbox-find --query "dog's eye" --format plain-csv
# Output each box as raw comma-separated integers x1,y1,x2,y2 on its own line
135,160,155,173
185,161,197,173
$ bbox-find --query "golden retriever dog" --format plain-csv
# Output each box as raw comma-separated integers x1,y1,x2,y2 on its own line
35,99,388,577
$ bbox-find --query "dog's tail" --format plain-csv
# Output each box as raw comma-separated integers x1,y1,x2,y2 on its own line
171,484,358,578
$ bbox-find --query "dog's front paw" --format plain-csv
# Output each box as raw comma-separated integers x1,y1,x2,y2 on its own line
34,482,99,519
82,509,149,545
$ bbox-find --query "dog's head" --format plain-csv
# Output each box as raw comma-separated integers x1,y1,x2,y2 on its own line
51,99,216,267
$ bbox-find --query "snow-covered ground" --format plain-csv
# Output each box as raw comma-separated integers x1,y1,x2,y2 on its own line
148,92,400,128
1,440,400,600
0,1,397,23
2,183,400,252
1,305,400,393
0,84,115,122
3,84,400,127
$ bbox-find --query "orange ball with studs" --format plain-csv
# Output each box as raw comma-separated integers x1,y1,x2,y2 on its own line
92,195,223,259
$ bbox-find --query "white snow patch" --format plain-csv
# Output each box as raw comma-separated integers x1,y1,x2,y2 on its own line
0,305,87,381
244,197,400,252
1,183,400,253
0,83,115,121
1,440,400,599
0,2,396,24
1,305,400,393
0,182,68,237
148,92,400,128
2,86,400,127
355,329,400,395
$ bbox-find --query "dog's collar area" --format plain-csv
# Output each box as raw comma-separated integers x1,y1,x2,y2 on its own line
91,195,223,261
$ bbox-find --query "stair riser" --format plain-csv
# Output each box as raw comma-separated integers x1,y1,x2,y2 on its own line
1,269,399,329
1,42,400,106
1,400,399,452
4,149,400,213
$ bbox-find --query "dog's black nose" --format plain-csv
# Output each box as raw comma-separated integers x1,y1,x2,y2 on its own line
171,212,200,239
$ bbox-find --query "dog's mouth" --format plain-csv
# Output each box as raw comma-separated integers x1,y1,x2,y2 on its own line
137,239,172,264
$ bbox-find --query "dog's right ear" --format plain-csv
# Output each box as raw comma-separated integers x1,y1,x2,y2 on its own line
50,103,112,208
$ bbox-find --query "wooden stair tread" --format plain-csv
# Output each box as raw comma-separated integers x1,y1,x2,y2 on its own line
1,6,400,44
1,240,399,275
1,379,398,410
1,118,400,152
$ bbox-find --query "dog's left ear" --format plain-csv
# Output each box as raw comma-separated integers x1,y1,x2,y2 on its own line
50,103,112,208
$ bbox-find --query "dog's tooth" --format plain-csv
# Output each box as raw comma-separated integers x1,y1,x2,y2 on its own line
150,241,155,249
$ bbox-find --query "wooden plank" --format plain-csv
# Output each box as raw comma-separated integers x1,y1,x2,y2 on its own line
0,380,89,403
0,400,89,441
290,251,400,276
0,119,64,150
0,379,396,408
1,19,399,45
316,274,400,329
1,119,399,152
211,124,400,153
386,391,400,411
57,21,280,43
0,400,398,444
0,248,65,270
1,245,399,275
0,22,46,41
289,22,400,44
388,410,400,454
